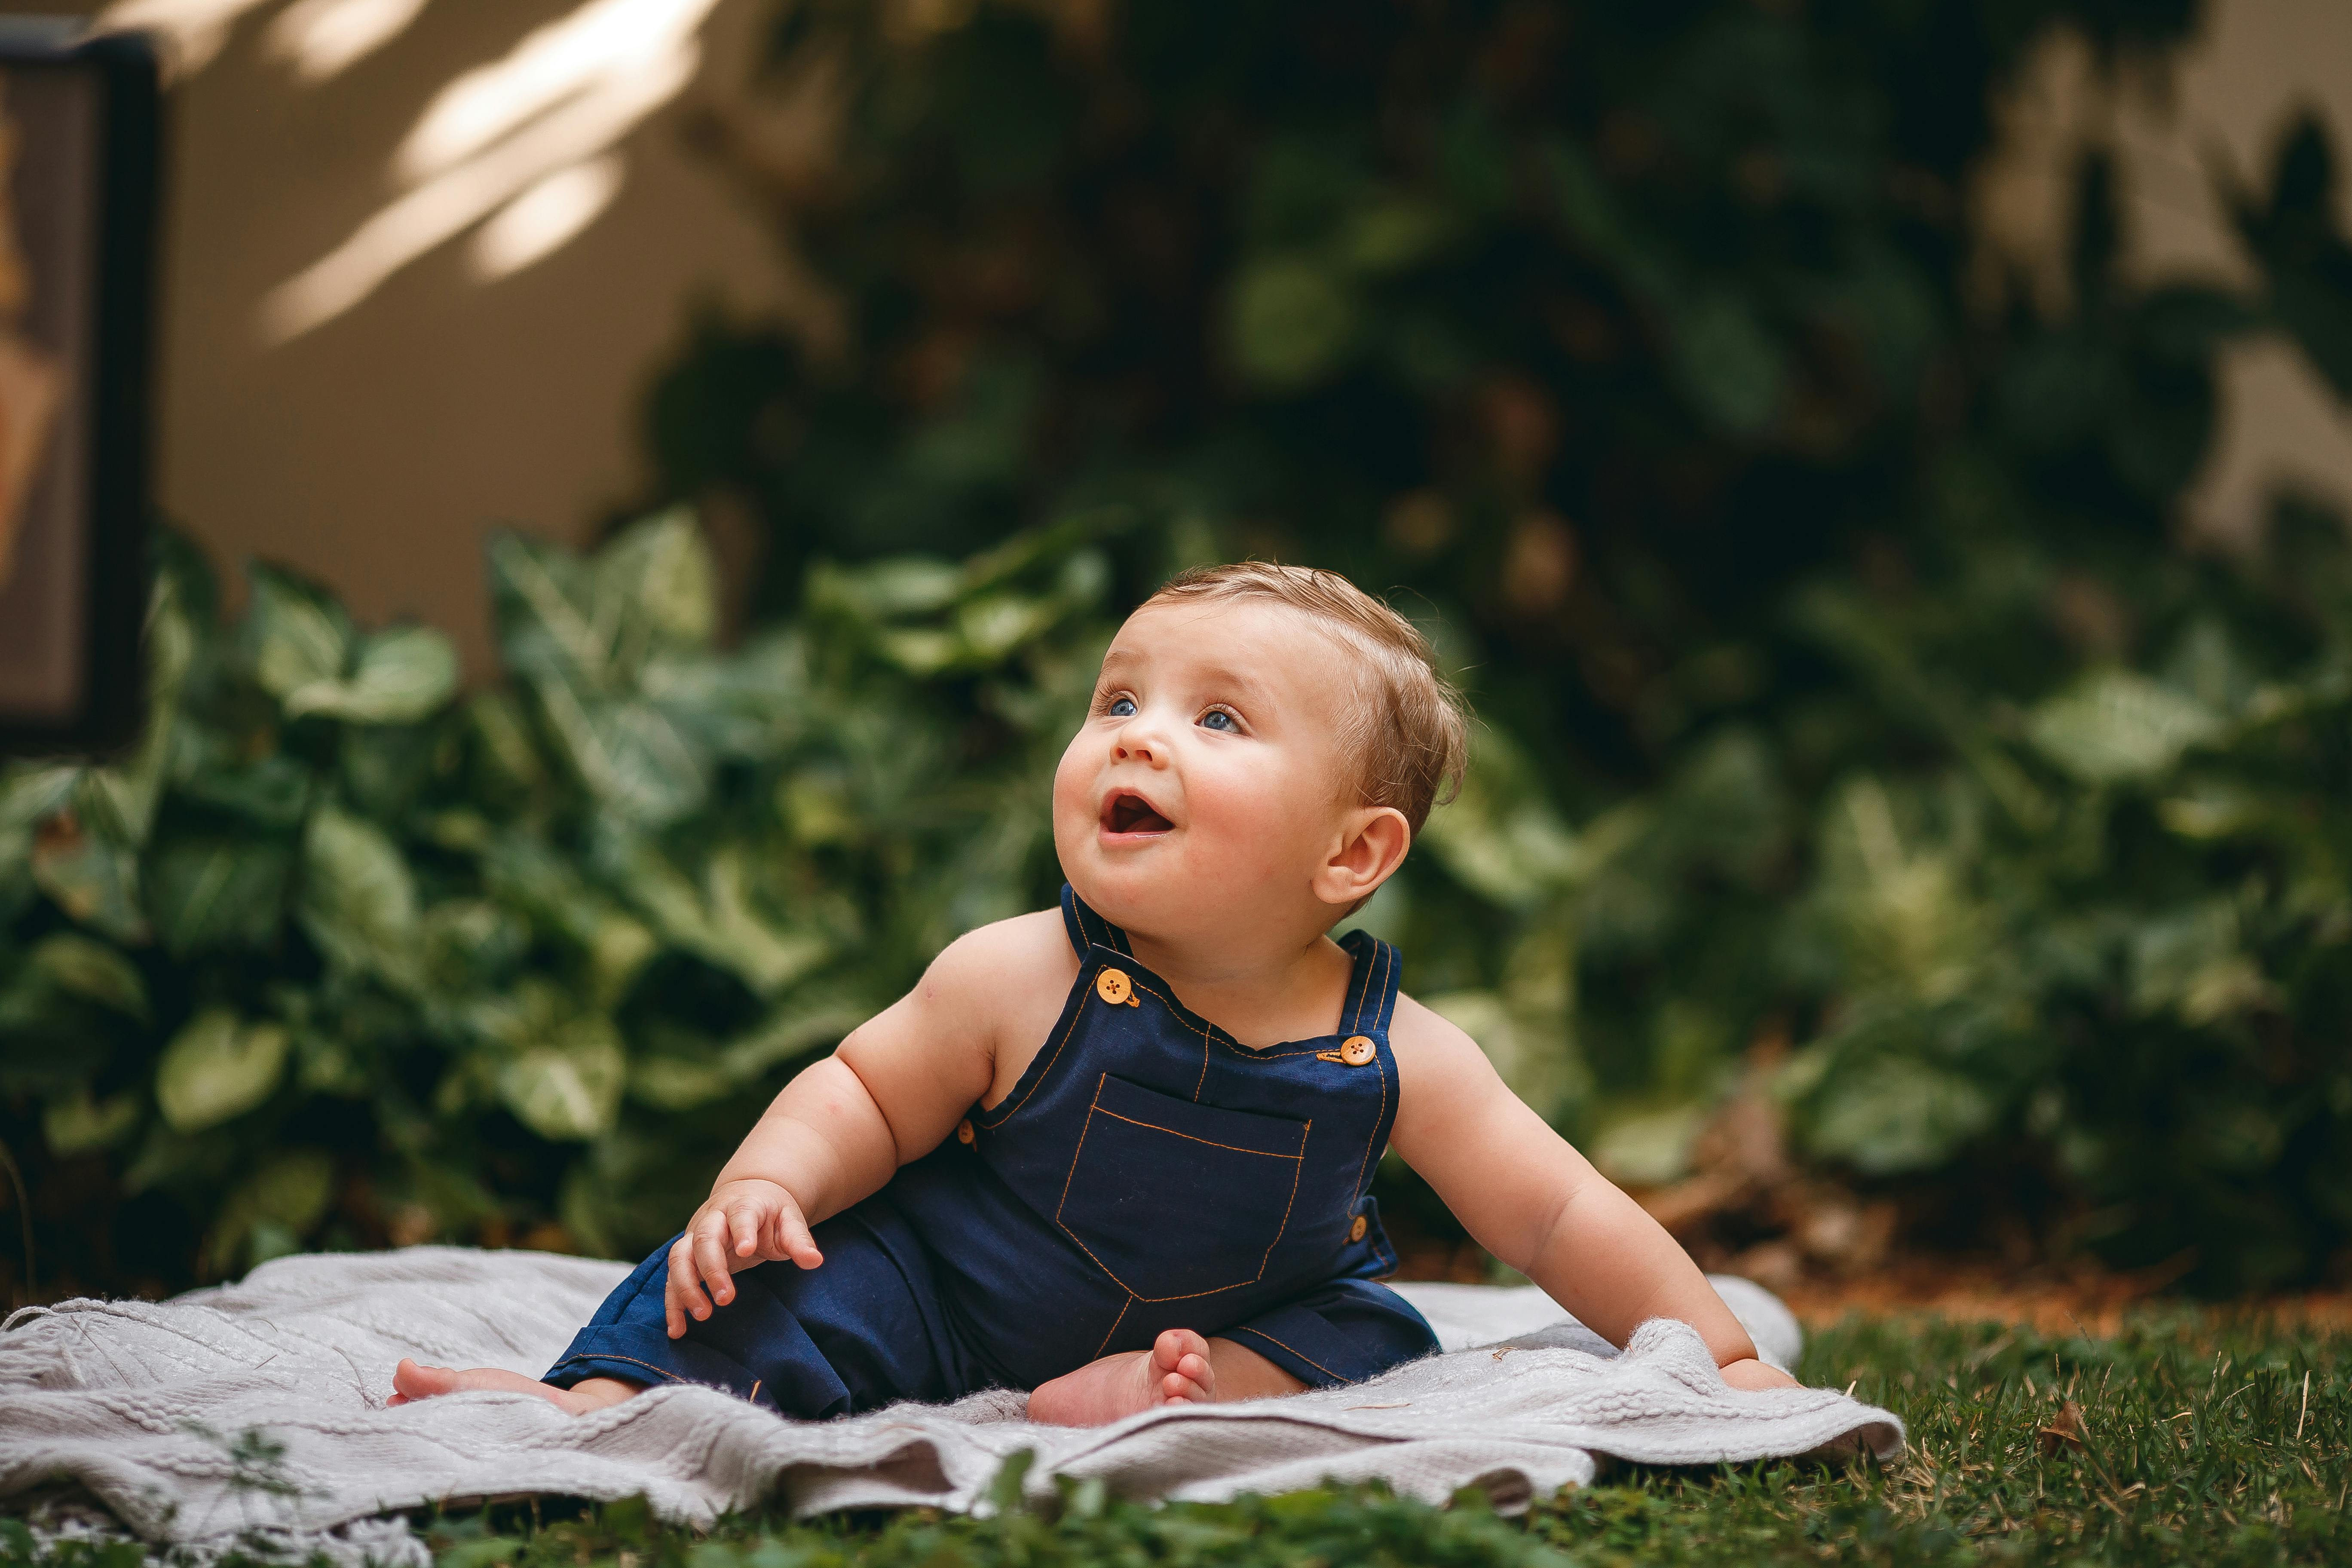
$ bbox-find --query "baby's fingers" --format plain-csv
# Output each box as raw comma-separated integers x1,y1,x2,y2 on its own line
769,1203,824,1269
662,1234,697,1338
728,1203,762,1259
690,1215,738,1310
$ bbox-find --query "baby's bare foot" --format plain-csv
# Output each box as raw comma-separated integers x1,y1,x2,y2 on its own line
1026,1329,1214,1426
387,1358,640,1415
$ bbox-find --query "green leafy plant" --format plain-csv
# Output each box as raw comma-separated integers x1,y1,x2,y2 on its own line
0,514,1115,1294
630,0,2352,1291
9,0,2352,1300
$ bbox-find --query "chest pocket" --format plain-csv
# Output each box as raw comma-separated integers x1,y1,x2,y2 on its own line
1056,1073,1310,1301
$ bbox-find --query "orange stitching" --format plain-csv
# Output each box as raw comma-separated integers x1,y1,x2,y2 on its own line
1093,1294,1133,1359
1119,968,1381,1062
1090,1106,1305,1161
1351,1036,1387,1202
1056,1091,1309,1304
980,986,1092,1128
1127,975,1217,1047
1126,973,1241,1055
1255,1118,1308,1280
748,1380,761,1404
1346,935,1376,1032
1226,1325,1355,1385
1074,892,1132,956
1347,946,1392,1202
1127,974,1336,1060
1053,1219,1267,1302
569,1352,685,1385
1056,1073,1108,1216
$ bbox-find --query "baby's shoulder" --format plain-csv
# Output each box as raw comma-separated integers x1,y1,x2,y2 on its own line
917,908,1080,1011
1385,989,1484,1060
1384,989,1504,1100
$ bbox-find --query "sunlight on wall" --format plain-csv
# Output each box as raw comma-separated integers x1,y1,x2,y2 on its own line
469,152,623,280
92,0,276,74
265,0,429,81
95,0,722,340
396,0,714,180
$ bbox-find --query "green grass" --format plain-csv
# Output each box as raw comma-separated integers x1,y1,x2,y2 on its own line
6,1311,2347,1567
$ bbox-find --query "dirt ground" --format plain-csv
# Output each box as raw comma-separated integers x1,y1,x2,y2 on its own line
1774,1262,2352,1334
1381,1081,2352,1337
1389,1231,2352,1333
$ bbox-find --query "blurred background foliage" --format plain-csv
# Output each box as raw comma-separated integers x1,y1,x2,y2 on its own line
8,0,2352,1301
0,515,1113,1292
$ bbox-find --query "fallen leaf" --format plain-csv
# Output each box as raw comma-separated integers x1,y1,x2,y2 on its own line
2038,1399,2090,1456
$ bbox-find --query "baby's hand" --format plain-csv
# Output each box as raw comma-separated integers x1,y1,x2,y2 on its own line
664,1178,824,1337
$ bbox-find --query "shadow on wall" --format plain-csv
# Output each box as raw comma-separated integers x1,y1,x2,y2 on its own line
0,0,816,673
2,0,2349,671
1976,0,2352,544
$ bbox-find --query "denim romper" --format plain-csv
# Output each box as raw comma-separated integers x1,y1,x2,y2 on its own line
545,885,1439,1417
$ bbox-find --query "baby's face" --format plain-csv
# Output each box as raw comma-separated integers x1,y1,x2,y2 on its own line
1053,598,1361,944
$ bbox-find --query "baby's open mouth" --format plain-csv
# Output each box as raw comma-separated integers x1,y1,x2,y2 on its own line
1102,790,1174,835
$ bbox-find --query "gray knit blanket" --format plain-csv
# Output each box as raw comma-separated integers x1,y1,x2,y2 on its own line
0,1248,1901,1561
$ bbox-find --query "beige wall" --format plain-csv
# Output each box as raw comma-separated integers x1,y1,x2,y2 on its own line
6,0,2349,676
1978,0,2352,545
5,0,793,674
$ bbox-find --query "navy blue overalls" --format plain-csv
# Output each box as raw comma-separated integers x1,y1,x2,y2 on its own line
545,885,1439,1416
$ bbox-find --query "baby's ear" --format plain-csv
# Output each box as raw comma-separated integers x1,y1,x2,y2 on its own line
1315,806,1411,909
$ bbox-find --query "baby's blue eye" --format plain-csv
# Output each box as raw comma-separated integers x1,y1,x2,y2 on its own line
1107,696,1136,717
1200,710,1235,732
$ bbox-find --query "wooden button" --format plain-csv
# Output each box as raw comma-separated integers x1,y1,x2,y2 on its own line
1348,1213,1369,1243
1338,1035,1376,1067
956,1118,975,1145
1095,968,1133,1005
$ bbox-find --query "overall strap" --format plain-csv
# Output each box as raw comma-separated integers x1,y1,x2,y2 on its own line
1059,884,1134,957
1340,932,1402,1035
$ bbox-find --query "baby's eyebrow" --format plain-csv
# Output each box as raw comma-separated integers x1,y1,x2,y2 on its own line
1191,664,1274,702
1094,648,1276,706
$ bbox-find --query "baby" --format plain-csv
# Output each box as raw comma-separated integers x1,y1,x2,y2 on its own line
393,562,1797,1425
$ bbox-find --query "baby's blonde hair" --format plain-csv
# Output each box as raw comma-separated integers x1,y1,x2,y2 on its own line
1143,562,1470,835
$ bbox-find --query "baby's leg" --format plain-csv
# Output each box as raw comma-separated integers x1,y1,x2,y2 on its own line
1207,1336,1310,1400
387,1360,642,1414
409,1202,970,1419
1026,1331,1306,1426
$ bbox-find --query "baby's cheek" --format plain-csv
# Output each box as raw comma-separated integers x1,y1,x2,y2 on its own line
1049,738,1096,820
1188,777,1316,866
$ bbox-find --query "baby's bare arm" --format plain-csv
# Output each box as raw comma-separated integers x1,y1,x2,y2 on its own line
1387,995,1786,1383
668,915,1063,1331
715,916,1050,1204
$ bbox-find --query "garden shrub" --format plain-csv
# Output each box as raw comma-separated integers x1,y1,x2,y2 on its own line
627,0,2352,1290
6,491,2352,1296
7,0,2352,1296
0,514,1117,1293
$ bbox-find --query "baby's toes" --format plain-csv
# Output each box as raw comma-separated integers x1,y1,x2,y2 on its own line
1152,1329,1210,1372
390,1358,451,1401
1159,1369,1211,1404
